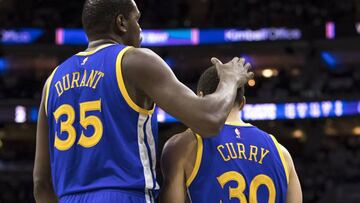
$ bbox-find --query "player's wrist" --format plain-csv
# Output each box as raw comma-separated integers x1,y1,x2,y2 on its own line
219,74,239,89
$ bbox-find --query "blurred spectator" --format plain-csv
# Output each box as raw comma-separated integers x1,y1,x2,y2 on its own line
0,0,358,28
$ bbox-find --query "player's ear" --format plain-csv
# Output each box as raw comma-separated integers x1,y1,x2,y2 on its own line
239,96,246,110
198,91,204,97
115,14,128,33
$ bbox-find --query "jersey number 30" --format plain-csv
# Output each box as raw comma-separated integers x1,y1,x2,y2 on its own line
53,100,103,151
217,171,276,203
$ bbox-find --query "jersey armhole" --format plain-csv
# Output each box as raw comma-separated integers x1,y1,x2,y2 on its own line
44,66,59,116
115,46,156,115
269,134,290,184
186,134,203,187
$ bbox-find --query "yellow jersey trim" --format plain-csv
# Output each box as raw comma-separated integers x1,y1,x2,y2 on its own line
76,44,115,56
44,66,59,116
186,134,203,187
115,46,155,115
225,121,252,127
269,134,290,184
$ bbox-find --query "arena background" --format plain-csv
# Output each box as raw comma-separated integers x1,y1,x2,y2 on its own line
1,0,360,202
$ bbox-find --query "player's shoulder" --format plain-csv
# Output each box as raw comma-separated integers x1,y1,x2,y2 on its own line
126,47,156,56
122,47,161,67
245,124,274,140
279,143,291,157
279,143,294,171
247,125,290,154
120,46,171,82
164,129,196,152
54,54,80,73
162,129,197,163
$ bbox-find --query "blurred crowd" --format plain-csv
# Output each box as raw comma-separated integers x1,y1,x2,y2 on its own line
296,136,360,203
247,66,360,101
0,0,359,28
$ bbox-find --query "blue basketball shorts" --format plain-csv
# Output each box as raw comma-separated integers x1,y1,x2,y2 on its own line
59,189,155,203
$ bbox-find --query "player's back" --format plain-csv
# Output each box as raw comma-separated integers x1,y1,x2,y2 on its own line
45,44,158,201
187,122,288,203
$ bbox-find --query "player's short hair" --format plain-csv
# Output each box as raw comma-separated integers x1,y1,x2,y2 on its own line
197,66,245,106
82,0,134,36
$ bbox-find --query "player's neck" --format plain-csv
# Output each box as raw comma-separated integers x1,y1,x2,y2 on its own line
87,39,118,49
87,34,125,50
225,108,245,124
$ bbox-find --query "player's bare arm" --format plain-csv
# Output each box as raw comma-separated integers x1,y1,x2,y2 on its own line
280,145,302,203
33,82,58,203
159,129,196,203
122,48,253,137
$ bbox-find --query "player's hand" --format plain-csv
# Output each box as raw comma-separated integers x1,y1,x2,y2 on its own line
211,57,253,87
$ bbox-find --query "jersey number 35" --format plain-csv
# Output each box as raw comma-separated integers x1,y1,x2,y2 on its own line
53,99,103,151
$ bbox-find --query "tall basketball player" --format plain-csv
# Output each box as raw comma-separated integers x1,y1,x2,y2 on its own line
33,0,253,202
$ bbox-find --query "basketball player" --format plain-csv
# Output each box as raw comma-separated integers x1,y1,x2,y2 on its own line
159,66,302,203
33,0,253,202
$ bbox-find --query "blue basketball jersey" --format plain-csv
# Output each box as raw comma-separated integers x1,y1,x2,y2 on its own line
187,122,288,203
45,44,159,202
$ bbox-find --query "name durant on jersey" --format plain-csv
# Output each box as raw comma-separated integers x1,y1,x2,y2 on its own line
54,69,105,97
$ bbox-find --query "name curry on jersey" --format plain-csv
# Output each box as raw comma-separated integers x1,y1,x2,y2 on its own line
217,141,270,164
54,69,105,97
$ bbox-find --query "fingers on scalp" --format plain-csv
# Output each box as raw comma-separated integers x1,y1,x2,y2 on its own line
244,63,251,70
239,58,246,65
211,57,222,65
232,57,240,62
247,72,255,79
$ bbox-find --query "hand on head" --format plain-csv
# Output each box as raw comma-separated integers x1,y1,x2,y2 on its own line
211,57,253,87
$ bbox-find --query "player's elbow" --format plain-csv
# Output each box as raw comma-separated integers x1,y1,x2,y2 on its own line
195,115,224,137
33,178,45,199
33,177,52,200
